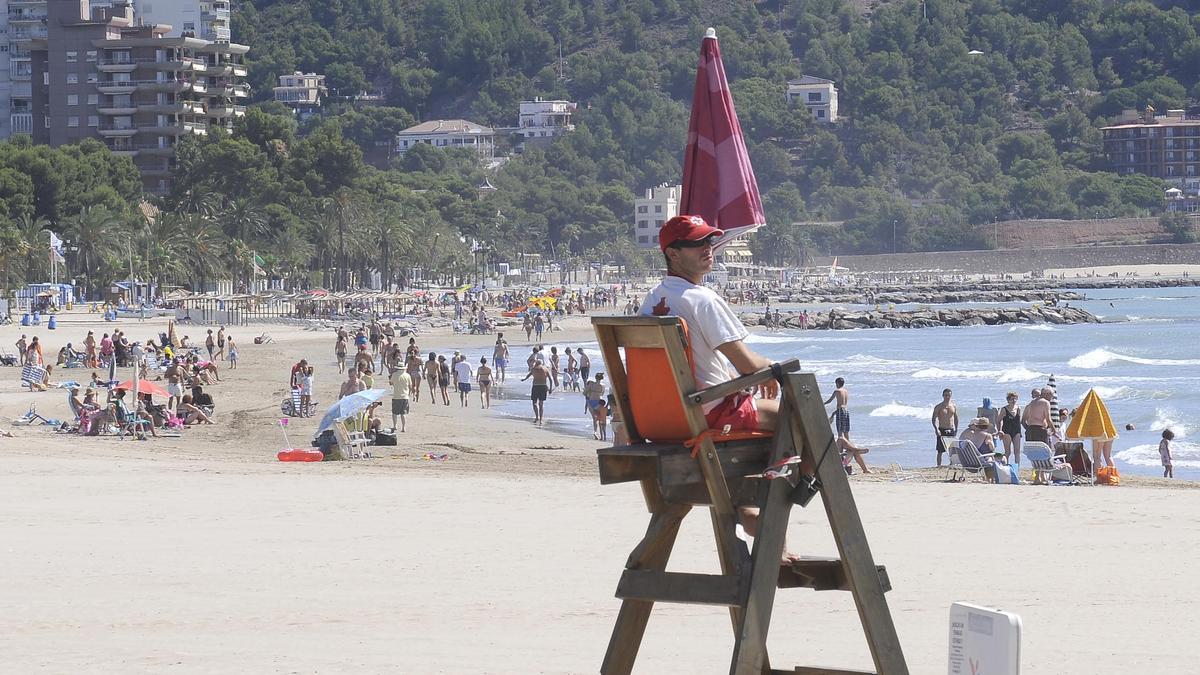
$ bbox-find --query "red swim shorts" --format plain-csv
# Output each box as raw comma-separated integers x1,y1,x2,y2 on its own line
704,391,759,432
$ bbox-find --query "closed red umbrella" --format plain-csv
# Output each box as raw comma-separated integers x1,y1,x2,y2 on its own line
115,379,170,398
680,27,766,246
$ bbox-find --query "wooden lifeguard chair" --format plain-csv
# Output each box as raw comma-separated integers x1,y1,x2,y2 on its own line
592,315,908,675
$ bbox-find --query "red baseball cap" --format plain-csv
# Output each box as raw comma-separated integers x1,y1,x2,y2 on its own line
658,215,723,251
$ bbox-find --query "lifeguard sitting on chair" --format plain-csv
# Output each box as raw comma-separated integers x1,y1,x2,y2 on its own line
638,214,780,432
638,214,786,543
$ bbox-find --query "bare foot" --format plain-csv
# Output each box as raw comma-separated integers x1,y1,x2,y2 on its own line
781,551,804,565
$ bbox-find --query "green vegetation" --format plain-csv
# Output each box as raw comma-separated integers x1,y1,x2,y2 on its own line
5,0,1200,294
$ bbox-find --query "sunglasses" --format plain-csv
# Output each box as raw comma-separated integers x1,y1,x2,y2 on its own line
670,236,717,249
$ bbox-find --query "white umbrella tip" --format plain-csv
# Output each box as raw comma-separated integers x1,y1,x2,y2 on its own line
705,27,717,39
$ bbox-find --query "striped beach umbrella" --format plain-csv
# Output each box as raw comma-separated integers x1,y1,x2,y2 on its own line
1046,374,1061,425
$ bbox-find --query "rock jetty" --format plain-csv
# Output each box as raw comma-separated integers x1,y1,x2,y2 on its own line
778,289,1085,305
743,305,1101,330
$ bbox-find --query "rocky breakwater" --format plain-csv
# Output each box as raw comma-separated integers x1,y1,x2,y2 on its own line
743,304,1102,330
778,289,1086,305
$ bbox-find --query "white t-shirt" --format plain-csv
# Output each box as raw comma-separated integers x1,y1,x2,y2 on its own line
453,360,473,384
639,276,749,412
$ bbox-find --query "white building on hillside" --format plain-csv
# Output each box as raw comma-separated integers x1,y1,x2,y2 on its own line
274,71,325,118
518,98,575,143
395,119,495,156
786,75,838,123
633,184,681,249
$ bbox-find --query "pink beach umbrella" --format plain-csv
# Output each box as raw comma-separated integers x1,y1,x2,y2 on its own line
679,27,766,247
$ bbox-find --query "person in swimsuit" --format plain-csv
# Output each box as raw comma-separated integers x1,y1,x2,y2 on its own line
437,355,451,406
823,377,870,473
931,388,959,466
424,352,439,403
477,357,493,408
523,361,550,425
584,372,608,440
997,391,1023,464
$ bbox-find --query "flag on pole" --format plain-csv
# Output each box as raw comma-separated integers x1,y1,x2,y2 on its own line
49,232,66,263
679,28,766,248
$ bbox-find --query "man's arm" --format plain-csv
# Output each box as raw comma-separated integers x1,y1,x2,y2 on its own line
931,405,939,430
950,406,958,431
716,340,778,399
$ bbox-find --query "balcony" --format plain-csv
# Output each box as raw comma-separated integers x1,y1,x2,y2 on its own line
190,81,208,94
110,149,140,158
147,57,206,72
97,59,137,73
231,65,247,77
135,143,175,155
97,80,138,94
200,63,231,76
98,124,138,137
137,120,206,136
10,113,33,135
232,84,250,98
7,11,47,22
97,104,138,115
206,104,234,117
140,101,204,115
139,80,189,93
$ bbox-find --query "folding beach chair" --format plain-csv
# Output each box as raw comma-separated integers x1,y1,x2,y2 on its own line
331,419,369,460
20,363,46,389
1024,442,1073,484
951,439,995,482
591,316,906,675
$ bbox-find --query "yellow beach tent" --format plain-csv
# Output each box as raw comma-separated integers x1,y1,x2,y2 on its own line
1065,388,1118,441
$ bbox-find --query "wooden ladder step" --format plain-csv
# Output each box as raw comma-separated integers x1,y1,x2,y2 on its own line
616,570,742,606
777,556,891,593
772,662,878,667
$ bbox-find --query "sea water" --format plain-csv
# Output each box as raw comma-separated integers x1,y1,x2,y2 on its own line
476,285,1200,478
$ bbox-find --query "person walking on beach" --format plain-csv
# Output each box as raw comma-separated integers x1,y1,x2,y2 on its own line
997,391,1023,464
534,313,545,341
226,337,238,369
454,356,473,407
477,357,493,408
389,363,411,432
424,352,439,403
522,360,550,425
578,348,591,384
437,355,451,406
492,338,509,383
931,388,959,467
405,350,424,403
339,368,364,399
548,346,561,391
584,372,608,440
641,215,796,557
205,330,215,359
335,331,348,374
824,377,870,473
1161,429,1175,478
1021,387,1054,444
523,314,533,341
300,366,314,416
215,326,226,361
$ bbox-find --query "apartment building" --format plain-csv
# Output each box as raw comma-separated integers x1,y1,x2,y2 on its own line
129,0,230,40
1,0,49,138
30,0,248,194
1102,107,1200,182
785,75,838,123
395,119,494,156
517,98,575,144
633,183,680,249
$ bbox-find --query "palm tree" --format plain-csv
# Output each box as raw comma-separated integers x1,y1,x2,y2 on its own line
220,196,266,243
362,207,413,291
179,213,225,291
140,210,189,292
15,213,51,283
0,217,27,292
272,225,315,290
320,189,360,290
62,207,119,296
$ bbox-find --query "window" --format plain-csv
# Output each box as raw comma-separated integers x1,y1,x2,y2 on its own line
88,115,99,127
68,116,79,127
817,109,826,118
808,92,822,102
87,94,98,105
66,51,78,62
44,116,50,128
67,94,78,105
637,235,648,243
86,73,98,84
655,205,662,213
183,22,195,31
43,72,49,85
655,220,664,227
86,51,97,62
637,220,648,228
67,73,78,84
637,205,648,213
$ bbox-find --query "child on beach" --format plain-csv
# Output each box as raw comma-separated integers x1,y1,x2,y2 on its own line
300,366,314,417
226,337,238,369
1161,429,1175,478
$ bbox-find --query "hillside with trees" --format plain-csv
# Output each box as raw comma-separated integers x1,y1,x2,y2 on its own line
3,0,1200,292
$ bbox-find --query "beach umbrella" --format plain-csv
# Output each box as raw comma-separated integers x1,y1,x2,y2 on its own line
114,378,169,398
1046,374,1061,425
1065,389,1118,441
316,388,388,434
679,27,765,247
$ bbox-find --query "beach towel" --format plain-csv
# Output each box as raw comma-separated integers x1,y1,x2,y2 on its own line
20,363,46,387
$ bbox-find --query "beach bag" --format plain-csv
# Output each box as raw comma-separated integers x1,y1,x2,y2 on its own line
373,430,397,446
1096,465,1121,486
993,464,1020,485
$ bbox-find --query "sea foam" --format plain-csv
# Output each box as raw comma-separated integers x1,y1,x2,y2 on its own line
1068,348,1200,369
1114,441,1200,469
869,402,928,418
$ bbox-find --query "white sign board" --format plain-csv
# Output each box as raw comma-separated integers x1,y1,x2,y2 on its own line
948,602,1021,675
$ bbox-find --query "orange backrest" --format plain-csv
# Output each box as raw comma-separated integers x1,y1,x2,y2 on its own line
626,344,693,442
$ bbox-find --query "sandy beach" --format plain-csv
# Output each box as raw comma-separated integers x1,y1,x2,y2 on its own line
2,310,1198,673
